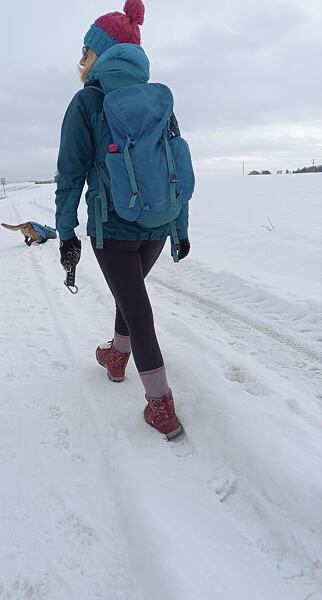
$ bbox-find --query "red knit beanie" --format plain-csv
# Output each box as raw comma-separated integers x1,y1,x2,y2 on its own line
84,0,145,56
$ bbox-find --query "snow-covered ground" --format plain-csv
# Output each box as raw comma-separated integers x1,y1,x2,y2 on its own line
0,174,321,600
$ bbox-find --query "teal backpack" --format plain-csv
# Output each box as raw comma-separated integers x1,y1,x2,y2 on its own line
94,82,195,261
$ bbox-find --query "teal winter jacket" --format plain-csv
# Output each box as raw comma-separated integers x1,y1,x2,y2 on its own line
55,44,189,243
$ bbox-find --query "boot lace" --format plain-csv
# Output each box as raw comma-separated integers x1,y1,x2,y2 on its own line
108,340,129,369
148,392,176,422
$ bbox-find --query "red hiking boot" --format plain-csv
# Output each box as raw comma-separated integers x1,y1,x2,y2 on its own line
96,341,131,382
144,390,183,439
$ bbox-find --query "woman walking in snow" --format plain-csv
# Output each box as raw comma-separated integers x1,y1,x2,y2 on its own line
55,0,192,439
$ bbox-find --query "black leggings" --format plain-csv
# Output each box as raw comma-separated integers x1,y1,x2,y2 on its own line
91,238,166,372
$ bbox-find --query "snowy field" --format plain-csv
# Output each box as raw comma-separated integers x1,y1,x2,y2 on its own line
0,174,321,600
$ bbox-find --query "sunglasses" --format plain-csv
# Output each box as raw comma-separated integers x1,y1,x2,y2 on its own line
82,46,89,59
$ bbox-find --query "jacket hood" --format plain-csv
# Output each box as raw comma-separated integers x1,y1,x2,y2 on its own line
86,43,150,93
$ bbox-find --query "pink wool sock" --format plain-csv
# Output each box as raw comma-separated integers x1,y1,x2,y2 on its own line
113,332,131,354
139,366,170,399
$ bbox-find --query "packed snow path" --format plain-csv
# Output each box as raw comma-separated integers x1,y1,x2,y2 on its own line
0,177,321,600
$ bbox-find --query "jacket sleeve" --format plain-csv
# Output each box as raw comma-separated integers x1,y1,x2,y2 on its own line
170,113,189,241
175,203,189,241
55,92,94,240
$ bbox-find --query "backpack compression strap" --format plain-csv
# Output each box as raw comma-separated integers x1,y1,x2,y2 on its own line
123,137,150,211
124,137,140,208
163,130,180,263
169,221,180,263
94,161,109,249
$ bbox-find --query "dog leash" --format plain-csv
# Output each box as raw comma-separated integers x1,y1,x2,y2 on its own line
62,246,81,294
64,264,78,294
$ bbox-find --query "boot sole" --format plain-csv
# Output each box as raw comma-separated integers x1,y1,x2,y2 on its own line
144,417,184,440
165,424,184,441
107,371,125,383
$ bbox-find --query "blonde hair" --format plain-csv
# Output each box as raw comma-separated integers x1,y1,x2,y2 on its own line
78,48,97,83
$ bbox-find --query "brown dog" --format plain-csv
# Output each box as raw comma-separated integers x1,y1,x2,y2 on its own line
1,222,43,245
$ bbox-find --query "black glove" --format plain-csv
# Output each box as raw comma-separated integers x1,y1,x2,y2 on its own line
59,236,81,269
177,238,190,261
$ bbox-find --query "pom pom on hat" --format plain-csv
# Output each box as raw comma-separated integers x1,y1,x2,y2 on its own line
123,0,145,25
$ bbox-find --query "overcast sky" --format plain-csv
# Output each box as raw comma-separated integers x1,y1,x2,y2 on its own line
0,0,321,180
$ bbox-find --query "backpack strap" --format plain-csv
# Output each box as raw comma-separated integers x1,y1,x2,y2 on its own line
163,128,180,262
169,221,180,263
123,137,140,208
94,161,109,249
163,131,178,211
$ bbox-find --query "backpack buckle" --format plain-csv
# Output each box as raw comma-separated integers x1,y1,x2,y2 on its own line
170,174,178,184
129,191,139,208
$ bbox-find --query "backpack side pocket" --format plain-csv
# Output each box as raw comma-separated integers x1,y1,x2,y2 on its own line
105,152,141,222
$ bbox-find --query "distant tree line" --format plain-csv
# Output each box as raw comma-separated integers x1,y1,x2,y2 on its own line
292,165,322,174
249,170,271,175
248,164,322,175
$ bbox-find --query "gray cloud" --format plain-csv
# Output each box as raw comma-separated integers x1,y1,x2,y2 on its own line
0,0,320,180
0,68,79,179
151,7,320,129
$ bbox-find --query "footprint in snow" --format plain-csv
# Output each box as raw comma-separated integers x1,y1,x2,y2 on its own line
53,428,70,450
71,453,85,463
50,360,68,372
49,405,63,420
0,441,16,464
37,348,50,357
169,435,194,458
0,577,48,599
3,372,15,382
57,512,97,547
210,476,238,503
224,365,270,397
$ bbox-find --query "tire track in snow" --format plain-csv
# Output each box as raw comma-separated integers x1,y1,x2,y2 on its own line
151,272,322,365
6,183,39,193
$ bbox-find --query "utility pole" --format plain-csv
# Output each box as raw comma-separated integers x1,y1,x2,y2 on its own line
312,158,316,166
0,178,6,198
242,161,245,175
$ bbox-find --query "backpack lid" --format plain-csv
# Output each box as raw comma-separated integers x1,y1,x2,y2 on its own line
104,82,173,145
